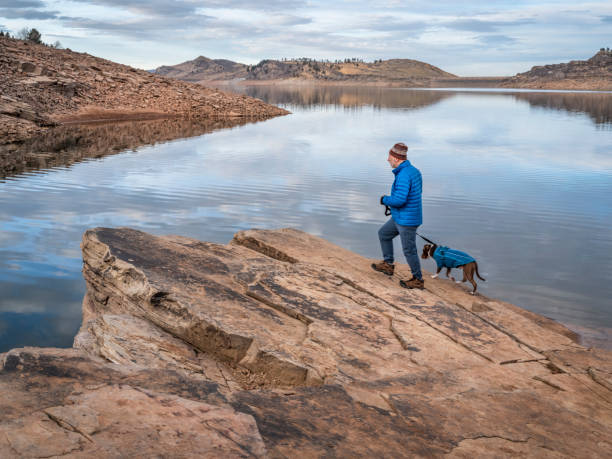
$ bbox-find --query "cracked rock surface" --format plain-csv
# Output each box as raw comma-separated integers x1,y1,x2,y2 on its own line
1,227,611,457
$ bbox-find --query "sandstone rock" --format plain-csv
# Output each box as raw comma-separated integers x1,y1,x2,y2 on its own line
0,353,265,457
1,227,611,457
0,347,259,457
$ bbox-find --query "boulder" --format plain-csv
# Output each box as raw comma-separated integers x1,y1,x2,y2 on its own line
19,61,40,74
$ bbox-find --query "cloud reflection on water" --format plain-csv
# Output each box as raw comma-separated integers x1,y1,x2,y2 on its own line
0,87,611,351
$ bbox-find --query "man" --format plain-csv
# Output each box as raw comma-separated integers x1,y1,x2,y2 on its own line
371,142,424,289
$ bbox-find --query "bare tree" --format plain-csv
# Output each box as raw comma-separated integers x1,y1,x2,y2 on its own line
17,27,30,40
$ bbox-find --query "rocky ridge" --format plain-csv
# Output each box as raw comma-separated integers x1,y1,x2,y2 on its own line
0,36,287,144
1,227,611,457
156,52,612,91
501,50,612,90
154,56,456,84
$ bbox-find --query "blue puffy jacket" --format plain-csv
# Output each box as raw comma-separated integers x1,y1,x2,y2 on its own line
382,160,422,226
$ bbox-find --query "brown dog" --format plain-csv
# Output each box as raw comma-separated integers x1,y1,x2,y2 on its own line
421,243,485,294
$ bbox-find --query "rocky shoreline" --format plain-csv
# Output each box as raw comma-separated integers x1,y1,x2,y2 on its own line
1,227,610,457
0,36,288,145
500,49,612,91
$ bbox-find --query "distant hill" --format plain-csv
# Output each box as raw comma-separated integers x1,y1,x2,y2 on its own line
156,52,612,91
153,57,456,84
501,50,612,91
154,56,248,81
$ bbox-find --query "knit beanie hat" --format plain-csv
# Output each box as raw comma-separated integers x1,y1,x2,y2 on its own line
389,142,408,160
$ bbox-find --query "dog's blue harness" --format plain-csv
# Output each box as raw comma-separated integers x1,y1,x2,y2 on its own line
433,246,475,269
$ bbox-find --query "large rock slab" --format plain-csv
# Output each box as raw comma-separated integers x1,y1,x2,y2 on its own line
232,228,579,357
2,227,611,457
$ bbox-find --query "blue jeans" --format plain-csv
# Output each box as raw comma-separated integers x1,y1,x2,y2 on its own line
378,218,422,280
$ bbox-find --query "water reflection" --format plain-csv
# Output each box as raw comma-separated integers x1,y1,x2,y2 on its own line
233,84,612,127
241,84,453,110
1,86,611,352
511,91,612,127
1,117,259,179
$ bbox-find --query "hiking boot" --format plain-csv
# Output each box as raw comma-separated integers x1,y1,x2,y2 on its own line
371,261,395,276
399,277,424,290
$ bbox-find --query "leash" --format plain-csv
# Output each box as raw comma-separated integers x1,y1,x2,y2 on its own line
384,205,436,245
417,232,437,245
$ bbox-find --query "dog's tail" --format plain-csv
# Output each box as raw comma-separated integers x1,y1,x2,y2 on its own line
475,262,485,281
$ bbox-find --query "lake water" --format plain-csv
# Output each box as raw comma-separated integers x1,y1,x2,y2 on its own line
1,86,611,351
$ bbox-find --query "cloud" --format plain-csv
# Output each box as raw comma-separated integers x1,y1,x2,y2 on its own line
0,8,58,19
58,12,217,40
0,0,47,7
478,34,517,47
358,15,429,34
201,0,306,10
2,0,610,74
69,0,306,15
71,0,200,18
444,17,535,33
50,0,311,42
58,9,314,44
270,14,312,26
0,0,59,19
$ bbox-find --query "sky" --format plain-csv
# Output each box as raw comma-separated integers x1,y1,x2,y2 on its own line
1,0,611,76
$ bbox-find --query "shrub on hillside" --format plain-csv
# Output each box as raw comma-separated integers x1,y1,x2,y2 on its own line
17,27,42,44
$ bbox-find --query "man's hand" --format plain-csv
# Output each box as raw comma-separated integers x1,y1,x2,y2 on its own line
380,195,386,205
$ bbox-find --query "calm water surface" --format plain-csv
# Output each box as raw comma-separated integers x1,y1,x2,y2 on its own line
1,86,611,351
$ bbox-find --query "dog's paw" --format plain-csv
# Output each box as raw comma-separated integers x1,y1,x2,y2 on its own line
455,280,462,284
431,274,438,279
